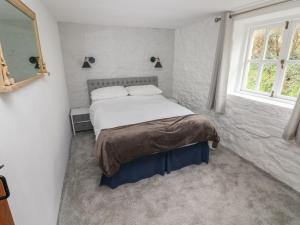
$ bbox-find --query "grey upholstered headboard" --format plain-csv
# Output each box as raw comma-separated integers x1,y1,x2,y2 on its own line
87,76,158,102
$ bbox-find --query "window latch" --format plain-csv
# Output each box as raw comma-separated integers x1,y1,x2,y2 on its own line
285,21,289,30
270,90,275,97
280,59,285,69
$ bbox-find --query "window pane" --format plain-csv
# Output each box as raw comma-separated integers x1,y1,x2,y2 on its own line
259,64,276,93
281,64,300,97
250,29,265,59
265,27,284,60
289,24,300,60
246,63,259,90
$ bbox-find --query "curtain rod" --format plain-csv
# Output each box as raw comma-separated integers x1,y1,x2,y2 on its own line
230,0,294,18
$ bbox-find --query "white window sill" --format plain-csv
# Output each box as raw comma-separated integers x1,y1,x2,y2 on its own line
229,92,295,109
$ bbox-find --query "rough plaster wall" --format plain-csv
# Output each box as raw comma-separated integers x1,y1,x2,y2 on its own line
59,22,174,108
173,15,219,113
172,15,300,192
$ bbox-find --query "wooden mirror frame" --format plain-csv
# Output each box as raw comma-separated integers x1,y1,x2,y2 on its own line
0,0,48,94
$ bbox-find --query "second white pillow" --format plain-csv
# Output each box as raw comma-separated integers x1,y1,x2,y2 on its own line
126,85,162,96
91,86,128,101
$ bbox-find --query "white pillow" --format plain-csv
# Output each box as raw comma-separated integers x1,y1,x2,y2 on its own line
91,86,128,101
126,85,162,96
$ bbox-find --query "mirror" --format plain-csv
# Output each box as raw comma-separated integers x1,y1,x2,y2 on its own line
0,0,48,93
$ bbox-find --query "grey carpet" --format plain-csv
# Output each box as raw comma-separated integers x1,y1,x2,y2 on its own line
57,132,300,225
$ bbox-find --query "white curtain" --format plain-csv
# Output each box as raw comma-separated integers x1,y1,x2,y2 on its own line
207,12,233,113
283,96,300,144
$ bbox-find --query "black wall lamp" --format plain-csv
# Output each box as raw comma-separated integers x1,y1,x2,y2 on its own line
150,56,162,68
215,17,222,23
82,57,96,68
29,56,40,69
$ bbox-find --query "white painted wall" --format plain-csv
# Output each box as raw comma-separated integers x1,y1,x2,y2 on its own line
172,14,300,192
0,1,71,225
59,22,175,108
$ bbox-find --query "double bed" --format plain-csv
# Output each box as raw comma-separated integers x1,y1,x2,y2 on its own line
88,76,219,188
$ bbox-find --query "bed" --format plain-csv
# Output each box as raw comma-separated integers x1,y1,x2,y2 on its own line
88,77,219,188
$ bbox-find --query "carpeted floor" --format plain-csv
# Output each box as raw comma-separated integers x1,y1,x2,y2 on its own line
57,132,300,225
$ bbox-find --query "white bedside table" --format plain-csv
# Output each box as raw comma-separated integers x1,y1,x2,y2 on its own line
70,107,93,135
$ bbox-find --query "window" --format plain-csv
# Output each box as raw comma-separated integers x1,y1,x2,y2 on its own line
241,20,300,101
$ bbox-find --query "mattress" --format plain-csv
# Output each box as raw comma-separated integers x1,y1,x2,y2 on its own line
90,95,193,138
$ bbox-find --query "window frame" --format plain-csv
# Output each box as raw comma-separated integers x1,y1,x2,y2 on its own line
280,21,300,100
238,18,300,102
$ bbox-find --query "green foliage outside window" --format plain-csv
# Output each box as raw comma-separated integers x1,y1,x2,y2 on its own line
259,64,276,93
281,64,300,97
265,28,283,60
251,30,265,59
289,25,300,60
245,24,300,98
246,64,258,90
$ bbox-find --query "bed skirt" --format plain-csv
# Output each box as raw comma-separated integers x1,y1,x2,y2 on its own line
100,142,209,189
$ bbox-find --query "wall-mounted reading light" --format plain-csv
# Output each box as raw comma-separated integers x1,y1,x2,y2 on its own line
82,57,96,68
215,17,222,23
29,56,40,69
150,56,162,68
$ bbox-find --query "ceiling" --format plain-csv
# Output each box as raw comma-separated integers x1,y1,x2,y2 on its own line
41,0,275,28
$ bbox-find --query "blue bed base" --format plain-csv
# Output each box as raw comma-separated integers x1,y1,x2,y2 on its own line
100,142,209,189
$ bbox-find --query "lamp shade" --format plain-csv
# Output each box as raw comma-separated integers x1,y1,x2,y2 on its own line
155,58,162,68
82,61,91,68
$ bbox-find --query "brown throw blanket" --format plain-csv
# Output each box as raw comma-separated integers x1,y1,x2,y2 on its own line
95,114,219,177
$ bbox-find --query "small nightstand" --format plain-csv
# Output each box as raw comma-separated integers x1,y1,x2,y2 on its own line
70,107,93,135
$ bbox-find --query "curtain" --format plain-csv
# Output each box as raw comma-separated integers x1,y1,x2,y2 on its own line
207,12,233,113
283,96,300,144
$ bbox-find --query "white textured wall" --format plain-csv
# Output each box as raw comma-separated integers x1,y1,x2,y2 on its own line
173,15,219,113
0,0,71,225
172,15,300,192
59,22,175,108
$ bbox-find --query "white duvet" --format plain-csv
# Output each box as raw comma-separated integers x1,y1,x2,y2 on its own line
90,95,193,138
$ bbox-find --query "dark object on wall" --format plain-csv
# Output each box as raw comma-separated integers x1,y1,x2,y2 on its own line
0,165,10,201
82,57,96,68
0,175,10,200
29,56,40,69
215,17,222,23
150,56,162,68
